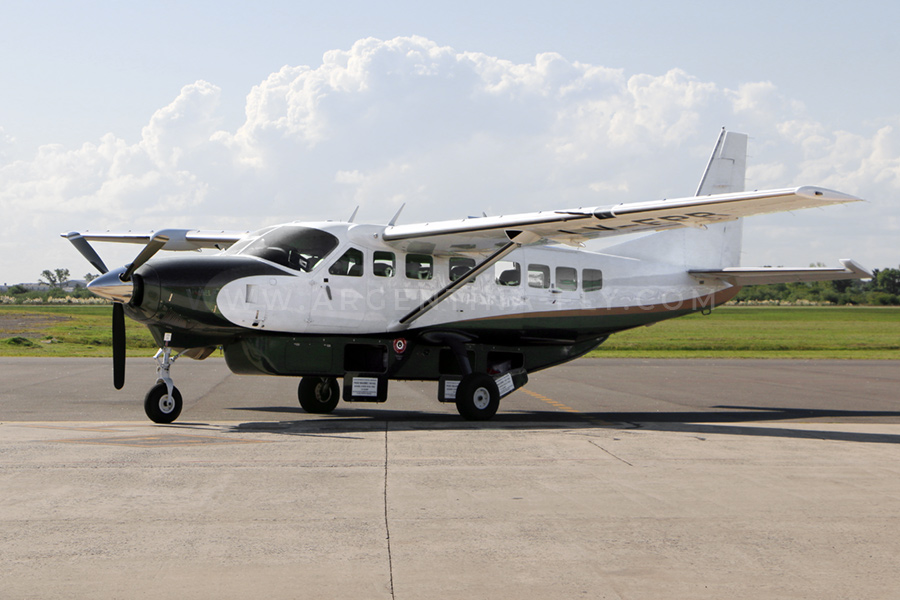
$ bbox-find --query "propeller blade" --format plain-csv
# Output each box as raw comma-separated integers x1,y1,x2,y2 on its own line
64,232,109,274
120,233,169,282
113,302,126,390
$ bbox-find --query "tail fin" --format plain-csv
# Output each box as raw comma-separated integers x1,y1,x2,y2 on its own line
696,128,747,195
602,129,747,269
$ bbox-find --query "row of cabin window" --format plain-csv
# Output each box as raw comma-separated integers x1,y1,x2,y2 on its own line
521,263,604,292
327,248,603,292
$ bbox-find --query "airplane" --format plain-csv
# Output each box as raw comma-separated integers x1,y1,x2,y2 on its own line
63,129,872,424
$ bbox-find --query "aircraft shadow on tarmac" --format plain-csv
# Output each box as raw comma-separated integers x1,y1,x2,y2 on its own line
168,404,900,445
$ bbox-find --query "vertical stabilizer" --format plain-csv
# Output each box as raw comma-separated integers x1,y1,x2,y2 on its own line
601,130,747,269
696,128,747,195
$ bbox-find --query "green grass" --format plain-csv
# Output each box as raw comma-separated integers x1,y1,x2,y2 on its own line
1,304,898,359
0,305,157,357
591,306,900,359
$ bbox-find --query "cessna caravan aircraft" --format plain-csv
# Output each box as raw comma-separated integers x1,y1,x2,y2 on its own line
64,130,870,423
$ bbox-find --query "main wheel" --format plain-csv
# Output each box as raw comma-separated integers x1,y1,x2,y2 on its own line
144,382,183,424
455,373,500,421
298,376,340,414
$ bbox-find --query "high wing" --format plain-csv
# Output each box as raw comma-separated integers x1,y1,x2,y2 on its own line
63,229,248,251
690,259,872,285
62,229,249,274
381,186,861,253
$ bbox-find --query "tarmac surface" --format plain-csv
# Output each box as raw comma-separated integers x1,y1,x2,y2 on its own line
2,357,900,599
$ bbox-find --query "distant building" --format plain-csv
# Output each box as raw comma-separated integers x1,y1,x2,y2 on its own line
1,282,50,292
62,280,88,292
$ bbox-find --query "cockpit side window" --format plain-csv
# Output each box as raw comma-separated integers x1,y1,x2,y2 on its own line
329,248,364,277
232,227,339,272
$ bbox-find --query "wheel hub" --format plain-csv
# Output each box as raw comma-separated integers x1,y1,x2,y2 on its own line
159,395,175,413
315,381,332,403
472,387,491,410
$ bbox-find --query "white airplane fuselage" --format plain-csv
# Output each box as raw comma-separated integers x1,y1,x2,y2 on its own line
206,221,733,336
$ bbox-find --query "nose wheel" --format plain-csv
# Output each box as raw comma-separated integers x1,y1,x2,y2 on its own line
144,382,183,423
144,344,187,423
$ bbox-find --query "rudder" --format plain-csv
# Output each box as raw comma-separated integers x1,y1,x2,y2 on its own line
696,128,747,196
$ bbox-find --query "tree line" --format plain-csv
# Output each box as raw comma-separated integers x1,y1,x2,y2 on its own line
733,267,900,305
3,265,899,306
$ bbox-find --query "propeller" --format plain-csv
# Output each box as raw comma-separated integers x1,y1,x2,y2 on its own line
121,233,168,282
112,302,126,389
66,232,171,389
64,232,109,274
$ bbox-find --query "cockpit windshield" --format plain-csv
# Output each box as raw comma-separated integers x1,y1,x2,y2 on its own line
227,226,339,272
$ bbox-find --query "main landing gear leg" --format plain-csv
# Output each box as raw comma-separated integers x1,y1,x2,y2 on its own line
444,335,500,421
144,345,186,424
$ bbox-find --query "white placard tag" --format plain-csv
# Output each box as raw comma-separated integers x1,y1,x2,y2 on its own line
352,377,379,397
444,379,459,400
495,373,514,397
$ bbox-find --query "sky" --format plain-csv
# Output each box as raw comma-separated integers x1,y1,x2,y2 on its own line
1,0,898,284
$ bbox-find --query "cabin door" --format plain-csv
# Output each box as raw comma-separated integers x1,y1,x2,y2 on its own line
308,246,369,329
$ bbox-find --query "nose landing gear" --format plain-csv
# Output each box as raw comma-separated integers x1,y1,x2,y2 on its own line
144,344,186,424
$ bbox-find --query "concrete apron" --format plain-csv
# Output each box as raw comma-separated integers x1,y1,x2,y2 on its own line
2,419,899,599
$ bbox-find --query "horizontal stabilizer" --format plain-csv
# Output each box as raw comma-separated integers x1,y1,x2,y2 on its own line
689,259,872,285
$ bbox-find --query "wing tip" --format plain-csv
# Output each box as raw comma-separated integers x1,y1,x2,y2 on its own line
839,258,874,279
795,186,864,203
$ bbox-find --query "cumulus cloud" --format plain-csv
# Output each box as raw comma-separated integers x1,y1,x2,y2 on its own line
1,35,898,282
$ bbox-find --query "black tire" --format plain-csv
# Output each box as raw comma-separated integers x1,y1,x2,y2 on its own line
455,373,500,421
144,382,183,424
298,376,340,414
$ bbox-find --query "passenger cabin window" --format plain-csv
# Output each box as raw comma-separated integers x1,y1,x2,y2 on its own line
449,257,476,282
373,251,395,277
495,261,520,286
527,264,550,289
556,266,577,291
232,226,339,272
406,254,433,280
329,248,364,277
583,268,603,292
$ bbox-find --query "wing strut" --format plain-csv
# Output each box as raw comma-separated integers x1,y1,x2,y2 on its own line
393,230,540,329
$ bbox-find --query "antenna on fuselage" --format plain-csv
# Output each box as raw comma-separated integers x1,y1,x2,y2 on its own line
347,206,359,223
388,203,406,226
